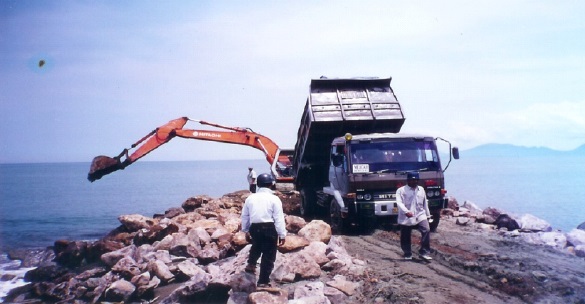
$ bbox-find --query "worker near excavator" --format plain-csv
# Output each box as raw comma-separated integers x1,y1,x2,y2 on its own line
247,167,257,193
241,173,287,288
396,172,433,261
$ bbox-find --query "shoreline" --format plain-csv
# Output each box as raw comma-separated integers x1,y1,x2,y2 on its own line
2,191,584,303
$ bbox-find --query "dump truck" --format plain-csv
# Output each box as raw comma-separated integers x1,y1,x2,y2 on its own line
292,77,459,232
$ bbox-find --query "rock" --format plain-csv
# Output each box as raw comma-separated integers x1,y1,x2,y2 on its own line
101,245,137,267
175,260,205,282
326,274,360,296
104,279,135,302
191,227,212,246
136,274,160,298
159,271,211,304
118,214,156,231
278,235,310,253
164,207,186,218
198,242,221,264
291,281,330,303
494,214,520,231
232,231,249,249
577,221,585,231
575,245,585,258
148,259,174,283
456,217,471,226
87,239,125,262
7,248,55,268
518,214,552,232
324,286,348,303
538,231,567,248
285,215,307,233
462,200,482,214
111,256,142,279
298,220,332,244
289,252,322,279
182,195,213,212
53,240,88,268
134,222,180,245
567,229,585,246
482,207,504,224
169,232,201,258
24,265,68,282
248,289,288,304
299,241,329,266
447,196,459,210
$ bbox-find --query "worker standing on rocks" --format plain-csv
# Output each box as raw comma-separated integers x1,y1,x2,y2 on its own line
247,167,257,193
241,173,287,287
396,172,433,261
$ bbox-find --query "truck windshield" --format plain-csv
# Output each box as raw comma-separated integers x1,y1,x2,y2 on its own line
349,140,441,173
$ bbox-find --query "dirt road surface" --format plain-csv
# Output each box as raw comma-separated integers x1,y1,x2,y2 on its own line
341,218,585,304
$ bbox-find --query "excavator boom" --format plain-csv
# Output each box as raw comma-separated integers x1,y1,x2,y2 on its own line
88,117,294,186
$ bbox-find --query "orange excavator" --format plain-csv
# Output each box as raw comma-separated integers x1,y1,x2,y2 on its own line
87,117,294,187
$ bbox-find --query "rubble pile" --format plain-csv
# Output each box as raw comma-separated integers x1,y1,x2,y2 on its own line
5,191,367,303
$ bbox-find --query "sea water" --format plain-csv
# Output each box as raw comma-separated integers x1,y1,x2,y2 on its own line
1,155,584,299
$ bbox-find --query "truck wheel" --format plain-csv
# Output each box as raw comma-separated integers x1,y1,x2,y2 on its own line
329,200,345,234
300,189,315,218
430,212,441,232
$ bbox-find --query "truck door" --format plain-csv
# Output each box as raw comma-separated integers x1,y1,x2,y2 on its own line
329,144,350,194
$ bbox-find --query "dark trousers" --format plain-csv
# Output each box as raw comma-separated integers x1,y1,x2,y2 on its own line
248,223,278,284
249,184,257,193
400,220,431,257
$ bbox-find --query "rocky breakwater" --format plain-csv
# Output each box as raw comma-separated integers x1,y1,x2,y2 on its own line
4,190,367,303
446,198,585,257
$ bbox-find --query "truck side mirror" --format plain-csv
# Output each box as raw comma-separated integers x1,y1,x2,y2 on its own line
452,147,460,159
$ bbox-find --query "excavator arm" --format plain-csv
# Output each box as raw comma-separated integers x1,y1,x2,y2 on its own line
88,117,294,185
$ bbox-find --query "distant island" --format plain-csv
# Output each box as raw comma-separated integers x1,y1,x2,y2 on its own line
462,143,585,157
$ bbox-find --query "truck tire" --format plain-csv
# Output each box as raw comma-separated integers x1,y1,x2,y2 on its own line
300,189,315,218
329,199,346,234
430,211,441,232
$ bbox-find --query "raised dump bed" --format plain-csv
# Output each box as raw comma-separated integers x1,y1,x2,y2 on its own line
293,77,405,186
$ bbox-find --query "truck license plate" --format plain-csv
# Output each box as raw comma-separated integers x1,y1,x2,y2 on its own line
353,164,370,173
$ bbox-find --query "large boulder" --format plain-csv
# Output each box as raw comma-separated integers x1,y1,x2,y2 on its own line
285,215,307,233
518,214,552,232
567,229,585,247
104,279,135,302
494,214,520,231
53,240,89,268
118,214,156,232
298,220,331,244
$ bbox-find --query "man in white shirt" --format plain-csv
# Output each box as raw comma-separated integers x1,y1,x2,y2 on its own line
241,173,287,287
396,172,432,261
247,167,257,193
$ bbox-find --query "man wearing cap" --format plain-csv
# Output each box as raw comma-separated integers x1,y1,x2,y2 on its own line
247,167,257,193
396,172,433,261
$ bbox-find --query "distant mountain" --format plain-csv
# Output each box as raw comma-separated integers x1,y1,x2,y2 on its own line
462,143,585,157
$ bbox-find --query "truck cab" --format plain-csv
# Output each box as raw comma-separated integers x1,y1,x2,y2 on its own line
326,133,458,232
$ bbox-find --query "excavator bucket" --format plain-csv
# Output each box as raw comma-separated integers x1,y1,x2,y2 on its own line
87,155,123,182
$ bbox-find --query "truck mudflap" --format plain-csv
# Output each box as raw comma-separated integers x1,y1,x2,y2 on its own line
356,202,377,232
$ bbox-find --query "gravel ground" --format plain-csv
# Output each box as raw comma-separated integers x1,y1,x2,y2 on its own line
341,217,585,304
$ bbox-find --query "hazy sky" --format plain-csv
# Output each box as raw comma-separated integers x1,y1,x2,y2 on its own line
1,1,584,163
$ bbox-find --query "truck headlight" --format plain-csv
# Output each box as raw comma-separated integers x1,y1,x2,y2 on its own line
364,194,372,201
